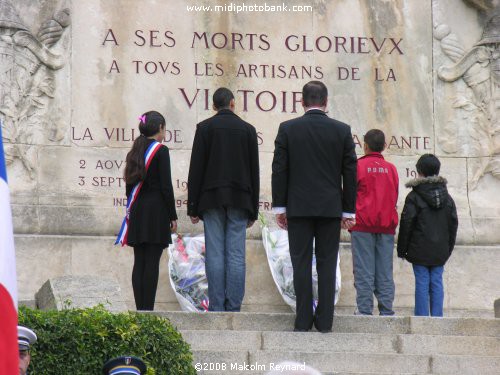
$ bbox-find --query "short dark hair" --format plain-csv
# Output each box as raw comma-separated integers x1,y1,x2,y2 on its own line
213,87,234,109
416,154,441,177
364,129,385,152
302,81,328,107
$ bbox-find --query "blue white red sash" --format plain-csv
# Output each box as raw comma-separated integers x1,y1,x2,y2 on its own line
115,141,163,246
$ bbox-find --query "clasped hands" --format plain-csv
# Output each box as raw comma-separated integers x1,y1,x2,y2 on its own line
341,217,356,230
275,213,356,230
190,216,255,228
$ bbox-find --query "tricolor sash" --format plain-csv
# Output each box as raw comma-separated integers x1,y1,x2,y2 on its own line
115,140,163,246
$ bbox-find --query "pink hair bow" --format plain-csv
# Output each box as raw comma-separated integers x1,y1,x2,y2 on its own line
138,115,146,123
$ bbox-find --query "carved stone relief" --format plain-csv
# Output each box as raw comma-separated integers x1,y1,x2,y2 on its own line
434,0,499,188
0,0,70,179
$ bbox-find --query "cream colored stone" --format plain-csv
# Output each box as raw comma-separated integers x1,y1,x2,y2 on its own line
314,0,433,158
1,0,71,184
468,164,500,217
71,0,197,151
35,275,127,311
15,236,73,301
433,1,499,193
2,1,500,245
14,235,500,315
4,0,499,319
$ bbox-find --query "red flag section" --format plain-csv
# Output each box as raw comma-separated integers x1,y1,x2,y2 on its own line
0,284,18,374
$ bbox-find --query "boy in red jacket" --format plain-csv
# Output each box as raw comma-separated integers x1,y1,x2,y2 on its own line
350,129,399,315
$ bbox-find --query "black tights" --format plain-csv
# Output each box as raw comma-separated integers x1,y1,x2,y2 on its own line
132,244,164,311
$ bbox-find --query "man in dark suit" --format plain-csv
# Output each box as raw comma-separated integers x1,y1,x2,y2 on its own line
188,87,260,312
272,81,357,332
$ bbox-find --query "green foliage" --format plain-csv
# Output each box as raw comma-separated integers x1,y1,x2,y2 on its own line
18,306,196,375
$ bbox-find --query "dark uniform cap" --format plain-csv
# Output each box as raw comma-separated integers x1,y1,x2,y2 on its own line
18,326,37,351
102,356,147,375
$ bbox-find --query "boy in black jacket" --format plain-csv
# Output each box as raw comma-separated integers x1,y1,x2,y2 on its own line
397,154,458,316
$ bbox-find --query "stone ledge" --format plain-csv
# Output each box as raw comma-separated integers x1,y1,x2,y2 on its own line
155,311,500,337
181,330,500,356
14,235,500,315
35,275,127,311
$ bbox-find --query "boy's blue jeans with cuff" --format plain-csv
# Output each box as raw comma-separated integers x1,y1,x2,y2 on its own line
203,207,248,312
412,264,444,317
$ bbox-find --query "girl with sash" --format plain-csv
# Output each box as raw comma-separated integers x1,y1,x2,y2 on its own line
119,111,177,310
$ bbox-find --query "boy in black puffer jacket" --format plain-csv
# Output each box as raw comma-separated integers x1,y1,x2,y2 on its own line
397,154,458,316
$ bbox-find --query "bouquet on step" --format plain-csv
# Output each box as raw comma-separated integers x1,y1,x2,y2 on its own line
259,213,341,311
168,234,209,312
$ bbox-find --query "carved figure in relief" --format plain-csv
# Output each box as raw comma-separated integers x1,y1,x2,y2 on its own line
434,3,499,188
0,0,70,179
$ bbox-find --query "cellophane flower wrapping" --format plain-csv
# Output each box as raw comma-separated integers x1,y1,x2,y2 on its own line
260,213,341,312
168,233,209,312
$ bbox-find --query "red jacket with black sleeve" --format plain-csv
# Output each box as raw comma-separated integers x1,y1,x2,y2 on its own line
351,153,399,234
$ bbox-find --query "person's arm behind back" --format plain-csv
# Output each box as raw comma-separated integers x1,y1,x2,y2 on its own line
159,146,178,221
448,195,458,256
187,125,207,218
397,194,418,258
341,126,357,214
249,126,260,221
272,123,288,208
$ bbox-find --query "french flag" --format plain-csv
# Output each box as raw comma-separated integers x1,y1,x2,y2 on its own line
0,119,19,373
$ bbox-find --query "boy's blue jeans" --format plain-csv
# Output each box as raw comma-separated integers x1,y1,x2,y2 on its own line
412,264,444,317
351,231,395,315
203,207,248,312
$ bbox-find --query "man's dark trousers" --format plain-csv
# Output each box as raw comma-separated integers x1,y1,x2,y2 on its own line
287,217,341,331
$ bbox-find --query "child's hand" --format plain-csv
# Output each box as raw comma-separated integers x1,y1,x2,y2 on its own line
341,218,356,230
170,220,178,232
276,213,288,230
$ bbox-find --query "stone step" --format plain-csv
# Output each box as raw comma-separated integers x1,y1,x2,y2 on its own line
166,312,500,374
181,330,500,356
183,330,262,352
250,351,432,374
155,311,500,337
430,354,500,374
15,235,500,316
332,306,494,318
192,350,500,374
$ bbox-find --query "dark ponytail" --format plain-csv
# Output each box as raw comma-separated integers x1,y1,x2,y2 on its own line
124,111,166,184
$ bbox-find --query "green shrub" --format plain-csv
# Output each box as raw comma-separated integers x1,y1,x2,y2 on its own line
18,306,196,375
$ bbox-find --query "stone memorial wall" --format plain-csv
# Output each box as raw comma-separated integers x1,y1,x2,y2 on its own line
4,0,499,312
2,0,499,242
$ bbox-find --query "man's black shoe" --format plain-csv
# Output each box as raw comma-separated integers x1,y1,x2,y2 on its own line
315,328,332,333
293,328,309,332
314,322,332,333
313,315,332,333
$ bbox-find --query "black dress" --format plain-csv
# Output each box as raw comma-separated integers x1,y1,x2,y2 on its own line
126,139,177,247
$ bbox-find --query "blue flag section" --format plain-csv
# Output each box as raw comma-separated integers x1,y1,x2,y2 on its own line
0,120,7,183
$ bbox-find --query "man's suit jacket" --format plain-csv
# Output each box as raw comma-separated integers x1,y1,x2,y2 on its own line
188,109,260,220
272,109,357,218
